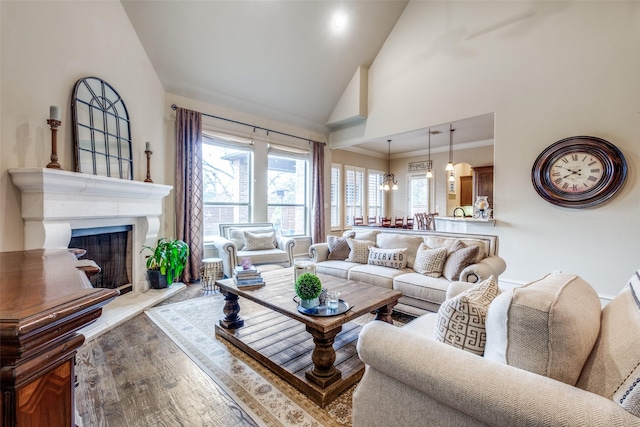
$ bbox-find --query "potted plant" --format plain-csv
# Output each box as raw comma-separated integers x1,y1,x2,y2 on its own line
295,272,322,309
141,238,189,288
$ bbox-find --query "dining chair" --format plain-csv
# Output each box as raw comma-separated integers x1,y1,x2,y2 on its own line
405,217,414,229
381,217,391,227
354,217,364,226
415,213,426,230
368,216,377,225
394,217,404,228
425,213,438,230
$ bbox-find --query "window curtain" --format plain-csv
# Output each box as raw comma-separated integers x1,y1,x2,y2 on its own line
311,141,325,243
175,107,203,283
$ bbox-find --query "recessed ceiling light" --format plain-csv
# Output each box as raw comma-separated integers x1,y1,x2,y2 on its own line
334,14,347,29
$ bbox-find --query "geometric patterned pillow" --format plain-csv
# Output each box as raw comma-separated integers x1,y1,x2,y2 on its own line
443,244,480,281
327,232,354,260
345,238,376,264
434,275,499,356
413,244,448,277
243,231,276,250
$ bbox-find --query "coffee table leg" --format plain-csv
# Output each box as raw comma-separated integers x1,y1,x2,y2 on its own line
375,302,398,324
219,290,244,329
304,326,342,388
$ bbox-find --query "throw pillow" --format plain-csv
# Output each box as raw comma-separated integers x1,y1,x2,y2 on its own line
434,275,499,356
327,232,354,260
345,238,376,264
576,270,640,417
413,244,448,277
443,244,480,281
367,247,408,270
243,231,276,251
484,273,601,386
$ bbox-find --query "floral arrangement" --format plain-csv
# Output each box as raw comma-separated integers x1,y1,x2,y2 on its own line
295,273,322,300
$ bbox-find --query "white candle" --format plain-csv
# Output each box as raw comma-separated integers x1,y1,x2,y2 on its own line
49,105,60,121
145,141,151,151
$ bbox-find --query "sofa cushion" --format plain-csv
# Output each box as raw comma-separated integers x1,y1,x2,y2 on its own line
425,236,486,264
484,273,601,386
443,244,480,281
327,232,354,260
434,275,499,356
375,233,424,269
315,260,359,279
413,244,447,277
243,231,276,250
393,273,451,305
348,264,406,289
348,229,379,242
345,238,376,264
576,270,640,417
368,247,408,270
228,226,274,250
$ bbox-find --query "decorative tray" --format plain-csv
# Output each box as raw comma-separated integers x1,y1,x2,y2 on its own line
296,300,351,317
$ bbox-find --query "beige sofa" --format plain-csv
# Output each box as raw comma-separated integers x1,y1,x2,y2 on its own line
353,272,640,426
309,228,506,316
211,223,296,278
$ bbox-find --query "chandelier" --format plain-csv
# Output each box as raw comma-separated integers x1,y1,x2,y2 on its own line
379,139,398,191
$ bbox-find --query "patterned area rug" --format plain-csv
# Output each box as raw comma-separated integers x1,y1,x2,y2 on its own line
146,294,411,427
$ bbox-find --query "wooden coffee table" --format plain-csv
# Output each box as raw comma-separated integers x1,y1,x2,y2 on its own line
215,268,402,407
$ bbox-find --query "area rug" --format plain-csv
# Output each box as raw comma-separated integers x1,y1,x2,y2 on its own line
146,295,411,427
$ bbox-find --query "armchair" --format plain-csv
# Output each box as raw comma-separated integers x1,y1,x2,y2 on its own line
211,223,296,278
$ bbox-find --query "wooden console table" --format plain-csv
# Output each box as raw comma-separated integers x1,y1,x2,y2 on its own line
0,249,118,426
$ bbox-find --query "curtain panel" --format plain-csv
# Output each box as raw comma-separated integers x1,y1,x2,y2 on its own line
175,108,203,283
311,140,325,244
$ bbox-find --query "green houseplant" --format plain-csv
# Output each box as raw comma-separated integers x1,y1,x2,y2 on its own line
295,272,322,309
141,238,189,288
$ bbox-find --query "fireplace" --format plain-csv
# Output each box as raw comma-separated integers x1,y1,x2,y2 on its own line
9,168,172,293
69,225,133,294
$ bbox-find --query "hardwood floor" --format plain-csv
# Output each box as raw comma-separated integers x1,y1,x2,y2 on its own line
75,284,259,427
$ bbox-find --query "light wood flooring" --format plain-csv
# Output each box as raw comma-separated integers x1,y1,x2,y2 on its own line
75,284,259,427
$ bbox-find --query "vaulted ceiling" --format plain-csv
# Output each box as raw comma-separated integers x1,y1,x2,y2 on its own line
121,1,493,156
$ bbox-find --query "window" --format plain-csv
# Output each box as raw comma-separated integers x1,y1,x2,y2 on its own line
408,175,429,216
344,166,364,227
267,146,309,236
367,170,385,220
330,164,341,230
202,136,252,240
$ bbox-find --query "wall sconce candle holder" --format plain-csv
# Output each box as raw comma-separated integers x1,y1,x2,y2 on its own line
144,149,153,183
46,118,62,169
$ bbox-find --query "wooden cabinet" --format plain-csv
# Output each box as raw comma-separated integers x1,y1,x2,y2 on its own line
0,249,118,427
472,166,494,207
459,176,473,206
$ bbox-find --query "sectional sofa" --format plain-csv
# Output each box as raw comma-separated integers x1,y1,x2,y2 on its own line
309,228,506,316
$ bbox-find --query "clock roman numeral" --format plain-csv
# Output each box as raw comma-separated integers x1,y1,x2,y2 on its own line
562,182,569,190
590,168,600,174
554,177,563,185
588,175,598,182
561,157,569,163
571,154,578,161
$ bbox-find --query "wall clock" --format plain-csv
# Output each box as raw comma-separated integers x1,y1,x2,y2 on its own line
531,136,627,208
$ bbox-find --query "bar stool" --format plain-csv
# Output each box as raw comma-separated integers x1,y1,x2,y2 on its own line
201,257,223,291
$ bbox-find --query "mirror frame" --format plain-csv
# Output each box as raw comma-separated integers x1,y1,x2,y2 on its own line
71,77,133,179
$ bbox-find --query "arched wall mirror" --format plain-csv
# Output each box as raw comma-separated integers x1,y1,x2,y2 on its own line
71,77,133,179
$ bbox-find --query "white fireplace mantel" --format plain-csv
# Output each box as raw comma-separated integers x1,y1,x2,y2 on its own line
9,168,173,292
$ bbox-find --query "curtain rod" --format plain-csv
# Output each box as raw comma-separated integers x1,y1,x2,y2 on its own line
170,104,325,146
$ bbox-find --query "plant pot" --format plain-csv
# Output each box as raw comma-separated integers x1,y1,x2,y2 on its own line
147,269,169,289
300,297,320,309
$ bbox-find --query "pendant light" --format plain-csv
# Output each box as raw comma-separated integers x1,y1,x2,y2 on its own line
379,139,398,191
445,124,455,171
426,128,433,179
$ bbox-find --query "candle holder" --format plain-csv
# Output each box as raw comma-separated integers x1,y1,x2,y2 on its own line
46,119,62,169
144,149,153,183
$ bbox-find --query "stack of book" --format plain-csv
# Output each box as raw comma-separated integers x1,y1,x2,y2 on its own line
234,265,265,288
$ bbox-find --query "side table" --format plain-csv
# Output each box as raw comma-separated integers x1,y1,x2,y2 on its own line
201,257,223,290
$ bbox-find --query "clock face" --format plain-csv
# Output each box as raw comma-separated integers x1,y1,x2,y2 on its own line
549,151,604,194
531,136,627,208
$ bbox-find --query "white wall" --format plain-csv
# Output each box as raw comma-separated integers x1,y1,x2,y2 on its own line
330,1,640,299
1,1,167,251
